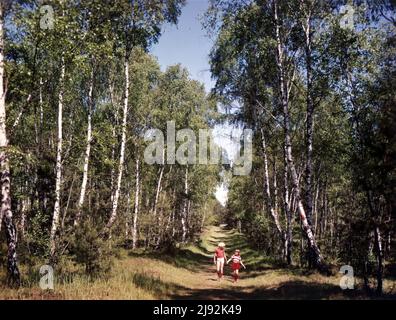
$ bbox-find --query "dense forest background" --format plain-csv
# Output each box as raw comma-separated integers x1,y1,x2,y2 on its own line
0,0,395,298
209,0,396,294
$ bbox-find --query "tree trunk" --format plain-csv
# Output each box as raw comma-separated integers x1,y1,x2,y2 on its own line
151,163,165,245
75,69,94,225
302,7,314,228
1,156,21,286
50,55,65,258
171,209,176,238
39,77,44,132
273,159,279,217
153,163,165,218
260,128,284,244
181,166,189,243
109,82,118,204
0,205,2,232
0,5,20,285
367,190,384,295
170,188,176,238
19,190,28,239
186,199,191,233
155,206,165,247
106,55,129,231
386,228,391,259
132,158,140,249
123,187,131,239
313,183,320,235
165,192,175,234
110,125,116,203
284,144,292,265
274,0,325,272
373,225,383,294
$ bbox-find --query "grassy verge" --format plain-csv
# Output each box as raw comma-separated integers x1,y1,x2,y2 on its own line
1,226,395,299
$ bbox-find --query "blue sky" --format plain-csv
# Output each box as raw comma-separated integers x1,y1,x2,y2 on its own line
151,0,215,92
151,0,242,206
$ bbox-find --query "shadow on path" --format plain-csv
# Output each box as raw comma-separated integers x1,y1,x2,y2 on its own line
171,280,353,300
128,226,396,300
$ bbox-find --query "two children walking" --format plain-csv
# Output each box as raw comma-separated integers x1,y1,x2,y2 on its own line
213,242,246,282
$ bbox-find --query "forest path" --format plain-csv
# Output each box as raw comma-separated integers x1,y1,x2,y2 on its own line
3,225,393,299
125,225,358,299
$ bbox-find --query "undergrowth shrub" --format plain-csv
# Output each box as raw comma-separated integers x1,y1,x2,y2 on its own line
69,219,113,277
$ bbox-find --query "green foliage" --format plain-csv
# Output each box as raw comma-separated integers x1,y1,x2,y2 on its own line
0,0,394,298
23,210,51,259
69,220,113,277
206,0,395,293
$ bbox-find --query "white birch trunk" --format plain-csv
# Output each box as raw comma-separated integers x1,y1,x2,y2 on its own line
50,55,65,257
168,188,176,237
0,4,20,284
39,77,43,129
273,160,278,217
153,164,165,218
374,225,383,294
181,166,189,243
125,188,131,239
284,144,292,265
12,94,31,131
165,204,173,233
75,69,94,225
274,0,325,270
132,158,140,249
171,209,176,237
106,55,129,231
314,184,320,235
261,128,283,237
151,161,164,246
19,193,28,239
110,125,116,203
109,84,117,204
301,3,314,227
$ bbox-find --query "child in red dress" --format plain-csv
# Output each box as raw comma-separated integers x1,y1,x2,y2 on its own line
227,249,246,282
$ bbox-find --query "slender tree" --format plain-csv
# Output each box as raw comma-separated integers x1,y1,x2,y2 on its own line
0,1,20,286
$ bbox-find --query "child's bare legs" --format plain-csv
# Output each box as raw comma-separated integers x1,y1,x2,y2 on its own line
216,259,224,280
232,269,239,282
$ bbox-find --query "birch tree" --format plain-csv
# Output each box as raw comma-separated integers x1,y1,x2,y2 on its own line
105,54,129,231
49,55,65,257
273,0,326,271
131,157,140,249
0,1,20,286
75,68,94,225
104,0,186,232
